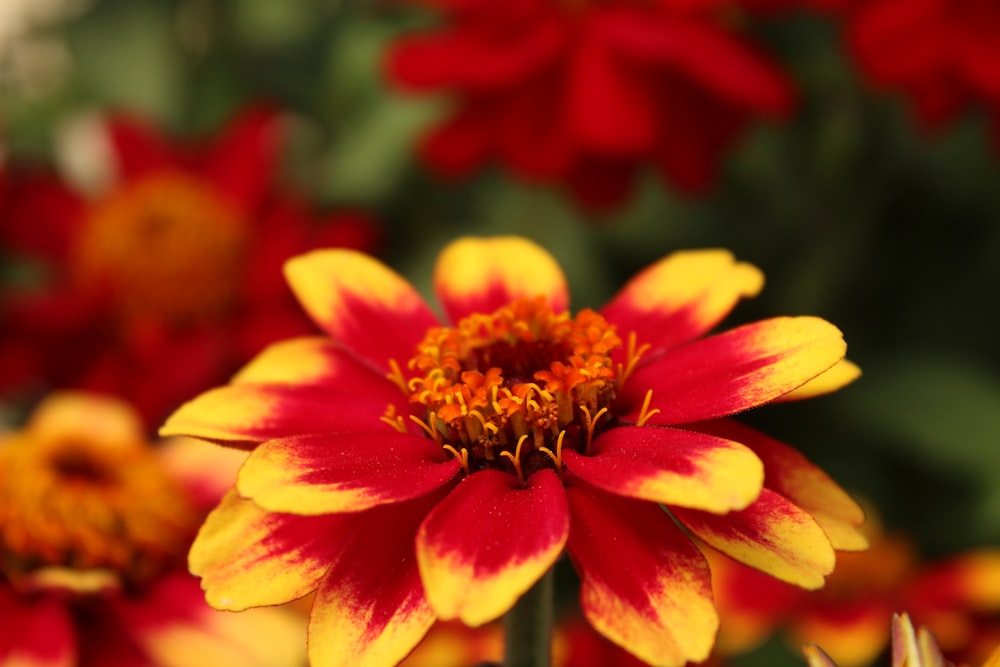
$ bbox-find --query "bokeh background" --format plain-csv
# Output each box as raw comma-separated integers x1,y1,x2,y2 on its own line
2,1,999,665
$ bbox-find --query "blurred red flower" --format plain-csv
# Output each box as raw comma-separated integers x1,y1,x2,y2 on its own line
0,107,379,428
842,0,1000,136
386,0,795,209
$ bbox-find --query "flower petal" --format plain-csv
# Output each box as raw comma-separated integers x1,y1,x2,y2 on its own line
28,390,144,449
232,336,394,388
673,488,836,589
160,384,401,447
619,317,847,424
110,572,307,667
433,237,569,323
189,489,340,610
566,482,718,667
0,588,75,667
238,432,461,514
157,436,247,508
308,493,445,667
690,419,867,551
601,249,763,356
416,469,569,625
563,425,763,513
284,249,440,369
776,359,862,402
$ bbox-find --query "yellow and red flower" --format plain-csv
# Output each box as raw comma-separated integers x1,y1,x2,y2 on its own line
0,106,378,427
0,391,305,666
164,236,864,667
385,0,795,208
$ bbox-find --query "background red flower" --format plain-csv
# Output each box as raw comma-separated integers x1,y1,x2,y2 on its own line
386,0,795,208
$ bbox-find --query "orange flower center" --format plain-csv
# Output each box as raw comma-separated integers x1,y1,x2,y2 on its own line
72,172,249,330
387,297,649,482
0,429,200,590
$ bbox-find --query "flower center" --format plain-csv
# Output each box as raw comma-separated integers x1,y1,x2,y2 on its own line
71,172,250,330
387,297,648,482
0,429,201,590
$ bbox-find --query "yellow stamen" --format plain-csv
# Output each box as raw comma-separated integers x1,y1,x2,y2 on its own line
636,389,662,427
442,445,469,474
581,405,609,455
499,434,529,485
408,415,440,443
386,358,408,394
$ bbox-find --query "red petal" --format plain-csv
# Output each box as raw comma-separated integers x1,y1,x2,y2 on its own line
284,249,440,370
202,105,281,211
420,100,495,176
563,425,762,513
308,491,447,667
160,383,403,447
619,317,846,424
105,114,177,179
601,249,763,362
232,336,399,389
238,431,461,514
566,482,718,666
0,588,76,667
433,237,569,323
566,21,657,154
416,469,569,625
109,571,307,667
604,14,793,115
189,489,343,610
690,419,867,551
673,488,835,589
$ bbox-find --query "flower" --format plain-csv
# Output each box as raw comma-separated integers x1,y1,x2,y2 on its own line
804,612,1000,667
709,523,1000,666
385,1,795,209
0,106,379,427
841,0,1000,136
0,391,305,666
163,236,864,667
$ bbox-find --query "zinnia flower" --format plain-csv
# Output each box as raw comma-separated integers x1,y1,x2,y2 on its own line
841,0,1000,137
0,106,378,427
163,236,864,667
0,391,305,666
385,0,795,208
710,523,1000,666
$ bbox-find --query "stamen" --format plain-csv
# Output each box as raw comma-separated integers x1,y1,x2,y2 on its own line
380,413,408,433
442,445,469,474
636,389,661,427
537,430,568,474
581,405,609,455
617,332,651,388
408,415,441,443
386,358,408,394
499,434,528,485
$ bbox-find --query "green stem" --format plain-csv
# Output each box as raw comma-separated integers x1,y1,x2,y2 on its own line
502,567,554,667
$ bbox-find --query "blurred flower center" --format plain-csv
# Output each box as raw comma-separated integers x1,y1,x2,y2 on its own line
0,430,200,590
392,296,648,480
72,172,249,330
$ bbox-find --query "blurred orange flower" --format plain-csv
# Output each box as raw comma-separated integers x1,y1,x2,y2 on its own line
710,525,1000,666
0,106,378,427
0,391,305,666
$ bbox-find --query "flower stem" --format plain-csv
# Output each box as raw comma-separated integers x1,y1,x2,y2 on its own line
503,568,554,667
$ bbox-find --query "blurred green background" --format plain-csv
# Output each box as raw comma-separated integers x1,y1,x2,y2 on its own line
2,1,999,664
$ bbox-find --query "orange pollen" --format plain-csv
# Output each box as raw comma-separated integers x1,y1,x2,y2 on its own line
394,296,645,480
72,172,250,329
0,431,201,589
